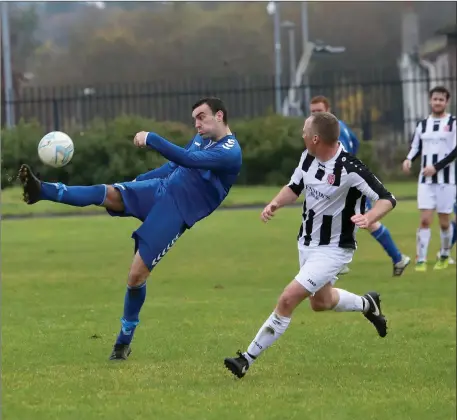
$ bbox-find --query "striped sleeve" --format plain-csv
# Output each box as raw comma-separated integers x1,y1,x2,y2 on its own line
287,151,306,196
344,156,397,208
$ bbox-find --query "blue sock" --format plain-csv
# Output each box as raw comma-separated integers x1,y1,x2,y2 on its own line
452,221,457,247
371,224,402,265
116,282,147,346
40,182,107,207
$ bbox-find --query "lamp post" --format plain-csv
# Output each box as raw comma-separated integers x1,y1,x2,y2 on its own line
266,1,282,114
281,21,296,90
1,2,15,128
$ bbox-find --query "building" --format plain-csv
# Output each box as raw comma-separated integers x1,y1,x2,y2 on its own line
399,23,457,140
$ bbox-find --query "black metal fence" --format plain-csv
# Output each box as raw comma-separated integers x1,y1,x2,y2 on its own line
4,74,457,145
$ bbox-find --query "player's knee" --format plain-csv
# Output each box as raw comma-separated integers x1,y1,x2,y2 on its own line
103,185,124,212
128,252,150,287
128,268,149,287
309,289,334,311
277,287,305,315
437,214,451,230
439,221,450,230
309,297,332,311
420,218,431,229
277,293,296,315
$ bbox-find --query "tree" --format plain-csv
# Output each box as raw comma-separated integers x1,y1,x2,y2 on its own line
28,1,457,86
8,4,40,73
1,3,40,126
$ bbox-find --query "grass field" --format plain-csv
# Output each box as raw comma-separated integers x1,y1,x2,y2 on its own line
2,200,456,420
2,181,418,217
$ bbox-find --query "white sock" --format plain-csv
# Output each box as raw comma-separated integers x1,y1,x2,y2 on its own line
440,227,452,257
244,312,291,365
416,228,431,262
333,288,367,313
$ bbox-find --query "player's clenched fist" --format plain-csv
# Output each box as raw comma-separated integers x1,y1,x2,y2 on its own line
402,159,411,174
422,165,437,177
134,131,148,148
261,201,279,223
350,213,372,229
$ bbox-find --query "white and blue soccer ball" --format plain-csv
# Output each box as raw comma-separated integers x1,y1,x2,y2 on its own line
38,131,74,168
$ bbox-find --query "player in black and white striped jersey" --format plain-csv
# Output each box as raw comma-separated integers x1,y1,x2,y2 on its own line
402,86,457,271
224,112,396,379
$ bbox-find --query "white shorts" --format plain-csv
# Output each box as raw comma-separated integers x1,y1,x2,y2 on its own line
296,244,354,294
417,184,456,214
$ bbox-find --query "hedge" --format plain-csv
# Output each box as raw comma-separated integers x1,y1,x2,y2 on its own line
1,115,409,189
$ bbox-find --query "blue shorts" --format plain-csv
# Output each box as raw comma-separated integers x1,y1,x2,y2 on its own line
107,179,187,271
365,198,373,211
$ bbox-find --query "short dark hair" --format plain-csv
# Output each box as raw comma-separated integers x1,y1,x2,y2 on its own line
310,95,331,110
429,86,451,100
310,112,340,144
192,97,228,124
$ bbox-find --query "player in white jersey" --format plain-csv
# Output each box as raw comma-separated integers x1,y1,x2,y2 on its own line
224,112,397,379
402,86,456,271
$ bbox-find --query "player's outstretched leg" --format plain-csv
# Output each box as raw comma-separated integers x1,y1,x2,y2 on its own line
224,268,387,379
109,252,149,361
17,164,121,209
368,222,410,276
109,193,186,361
360,291,387,337
224,280,301,379
18,164,42,204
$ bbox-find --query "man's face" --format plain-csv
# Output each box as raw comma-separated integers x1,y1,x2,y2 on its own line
310,102,329,114
191,103,223,139
430,92,448,115
302,117,317,155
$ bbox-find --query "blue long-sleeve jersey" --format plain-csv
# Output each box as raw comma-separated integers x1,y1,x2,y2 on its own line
339,120,360,155
140,132,242,228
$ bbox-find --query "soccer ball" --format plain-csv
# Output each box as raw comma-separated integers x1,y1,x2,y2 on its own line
38,131,74,168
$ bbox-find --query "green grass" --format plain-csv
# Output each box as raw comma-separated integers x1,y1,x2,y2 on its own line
2,182,417,217
2,201,455,420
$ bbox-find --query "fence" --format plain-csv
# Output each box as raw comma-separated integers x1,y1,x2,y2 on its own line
3,73,457,145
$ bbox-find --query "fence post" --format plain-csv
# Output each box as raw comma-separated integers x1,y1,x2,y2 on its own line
53,99,60,132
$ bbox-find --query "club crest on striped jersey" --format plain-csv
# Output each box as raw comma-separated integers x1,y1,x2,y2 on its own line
327,174,336,185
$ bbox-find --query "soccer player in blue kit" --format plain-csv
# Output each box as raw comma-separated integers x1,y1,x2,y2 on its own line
18,97,242,360
310,96,410,276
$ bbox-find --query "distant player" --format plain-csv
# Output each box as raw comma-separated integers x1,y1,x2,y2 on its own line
402,86,456,271
224,112,396,379
310,96,410,276
18,97,242,360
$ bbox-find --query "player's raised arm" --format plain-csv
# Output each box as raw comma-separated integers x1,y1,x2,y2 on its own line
133,138,195,181
142,132,240,171
346,157,396,228
260,152,306,222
